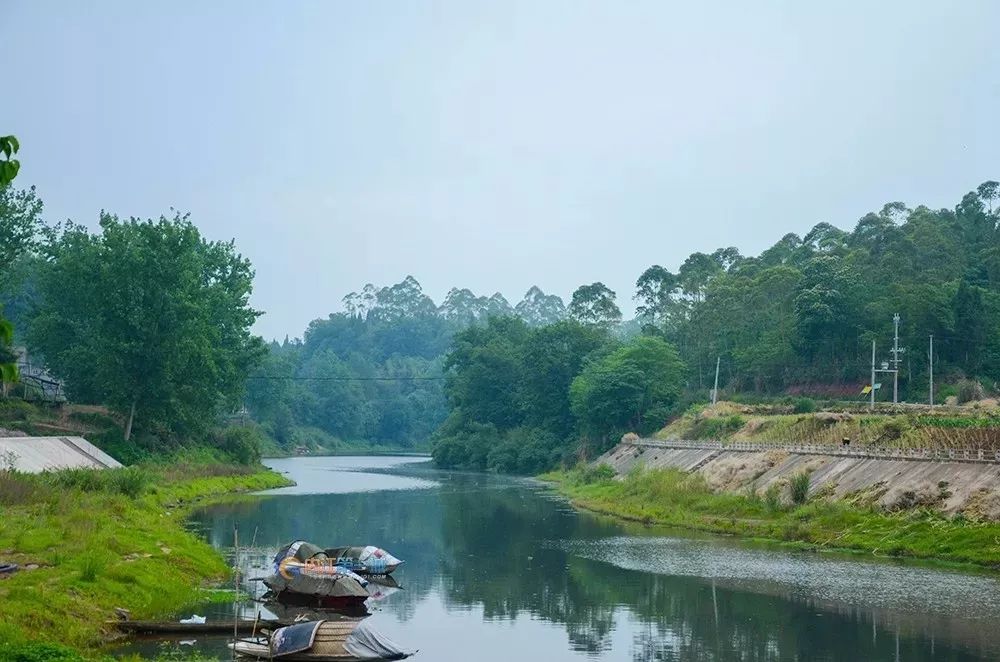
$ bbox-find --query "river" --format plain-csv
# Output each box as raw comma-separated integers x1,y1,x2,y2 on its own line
134,456,1000,660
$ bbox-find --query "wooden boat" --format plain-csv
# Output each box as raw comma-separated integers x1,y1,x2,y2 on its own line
230,619,413,661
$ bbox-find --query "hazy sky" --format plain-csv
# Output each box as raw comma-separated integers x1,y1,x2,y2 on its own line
5,1,999,339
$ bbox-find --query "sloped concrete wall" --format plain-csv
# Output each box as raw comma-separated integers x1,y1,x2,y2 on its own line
595,441,1000,517
0,436,122,473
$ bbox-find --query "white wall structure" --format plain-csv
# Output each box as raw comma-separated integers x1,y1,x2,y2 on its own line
0,436,122,473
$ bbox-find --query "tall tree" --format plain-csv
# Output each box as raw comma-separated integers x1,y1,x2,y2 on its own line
514,286,566,326
29,212,264,440
569,282,622,330
570,336,685,448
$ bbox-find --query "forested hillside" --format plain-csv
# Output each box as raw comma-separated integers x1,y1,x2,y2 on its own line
3,179,998,468
636,183,1000,397
244,278,575,450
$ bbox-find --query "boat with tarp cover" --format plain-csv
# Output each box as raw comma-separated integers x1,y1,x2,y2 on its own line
325,545,403,576
230,618,414,661
264,542,371,607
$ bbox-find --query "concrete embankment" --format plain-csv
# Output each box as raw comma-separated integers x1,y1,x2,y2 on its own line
596,440,1000,519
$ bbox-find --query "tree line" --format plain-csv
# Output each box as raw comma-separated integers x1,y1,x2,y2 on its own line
1,180,264,461
3,166,998,470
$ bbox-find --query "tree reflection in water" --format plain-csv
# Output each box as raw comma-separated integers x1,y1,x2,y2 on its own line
187,460,1000,661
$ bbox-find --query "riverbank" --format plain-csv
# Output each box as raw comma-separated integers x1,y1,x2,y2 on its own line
542,466,1000,569
0,462,291,656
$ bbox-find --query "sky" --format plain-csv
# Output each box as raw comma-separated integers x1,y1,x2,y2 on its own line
4,1,999,339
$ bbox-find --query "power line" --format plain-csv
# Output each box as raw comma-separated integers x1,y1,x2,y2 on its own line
247,375,445,382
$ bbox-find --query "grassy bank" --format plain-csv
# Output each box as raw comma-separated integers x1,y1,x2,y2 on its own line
0,462,291,655
542,466,1000,568
656,400,1000,449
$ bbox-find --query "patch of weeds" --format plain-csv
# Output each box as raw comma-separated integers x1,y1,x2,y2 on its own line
764,483,783,511
0,641,86,662
76,551,109,582
789,472,811,505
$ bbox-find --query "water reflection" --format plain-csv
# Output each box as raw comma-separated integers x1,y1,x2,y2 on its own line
178,457,1000,661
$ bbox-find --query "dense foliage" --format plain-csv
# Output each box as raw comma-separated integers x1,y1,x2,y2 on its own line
245,277,580,451
25,213,264,440
431,318,684,473
636,181,1000,398
3,177,999,471
0,136,24,389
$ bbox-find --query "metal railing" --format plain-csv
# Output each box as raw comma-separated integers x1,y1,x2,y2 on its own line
628,439,1000,464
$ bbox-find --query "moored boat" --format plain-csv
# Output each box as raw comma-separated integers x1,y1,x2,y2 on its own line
230,619,413,661
264,541,371,607
325,546,403,575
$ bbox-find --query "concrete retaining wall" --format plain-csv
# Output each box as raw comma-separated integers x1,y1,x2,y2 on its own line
0,436,122,473
596,441,1000,517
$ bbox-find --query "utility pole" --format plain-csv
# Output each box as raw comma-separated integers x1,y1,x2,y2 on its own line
711,356,720,405
890,313,905,404
929,335,934,407
870,340,876,410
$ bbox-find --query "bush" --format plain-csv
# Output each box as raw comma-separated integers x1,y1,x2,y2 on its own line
789,472,811,505
568,463,617,486
791,397,816,414
690,414,745,440
487,427,563,475
0,399,38,422
956,379,986,404
45,468,107,492
212,426,263,465
431,422,499,471
0,642,85,662
763,483,782,511
88,428,153,466
108,466,150,498
41,466,150,497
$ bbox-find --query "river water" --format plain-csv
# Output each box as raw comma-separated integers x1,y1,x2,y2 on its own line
140,456,1000,660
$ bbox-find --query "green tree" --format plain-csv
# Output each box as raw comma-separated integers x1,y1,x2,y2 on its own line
514,286,566,326
569,282,622,330
0,136,19,186
0,136,25,388
570,336,685,447
29,212,264,441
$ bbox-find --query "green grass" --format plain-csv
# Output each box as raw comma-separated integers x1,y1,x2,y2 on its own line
655,402,1000,450
0,463,291,653
543,467,1000,568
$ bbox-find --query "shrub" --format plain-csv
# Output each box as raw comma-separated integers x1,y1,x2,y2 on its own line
791,397,816,414
690,415,745,440
789,472,811,505
0,642,85,662
88,427,153,466
763,483,782,511
108,466,150,498
0,399,38,422
45,468,107,492
213,426,263,465
957,379,986,404
568,463,616,485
